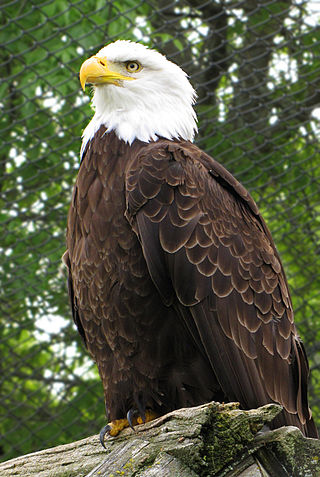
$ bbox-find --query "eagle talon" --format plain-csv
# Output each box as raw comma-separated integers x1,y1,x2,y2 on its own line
99,424,111,449
127,408,138,430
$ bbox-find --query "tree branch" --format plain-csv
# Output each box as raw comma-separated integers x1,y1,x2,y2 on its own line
1,401,319,477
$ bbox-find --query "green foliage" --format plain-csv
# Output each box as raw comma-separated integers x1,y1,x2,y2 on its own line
0,0,319,462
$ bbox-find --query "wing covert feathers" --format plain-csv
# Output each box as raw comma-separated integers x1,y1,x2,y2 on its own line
126,139,317,437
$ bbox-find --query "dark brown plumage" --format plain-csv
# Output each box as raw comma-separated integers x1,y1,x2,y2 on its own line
65,125,318,439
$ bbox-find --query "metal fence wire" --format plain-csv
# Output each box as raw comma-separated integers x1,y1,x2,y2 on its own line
0,0,319,462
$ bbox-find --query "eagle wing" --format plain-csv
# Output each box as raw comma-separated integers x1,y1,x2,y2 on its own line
126,140,316,435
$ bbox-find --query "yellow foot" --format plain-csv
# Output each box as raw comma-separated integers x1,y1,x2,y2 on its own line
107,418,132,437
99,410,159,448
136,409,158,425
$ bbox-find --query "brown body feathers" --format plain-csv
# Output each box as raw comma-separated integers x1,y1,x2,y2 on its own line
65,127,318,438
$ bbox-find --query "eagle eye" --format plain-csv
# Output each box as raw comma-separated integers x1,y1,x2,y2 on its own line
125,61,141,73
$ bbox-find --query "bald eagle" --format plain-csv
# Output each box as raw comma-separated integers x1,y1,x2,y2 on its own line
64,40,318,443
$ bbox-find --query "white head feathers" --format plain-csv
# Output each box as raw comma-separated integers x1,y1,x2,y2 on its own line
81,40,198,155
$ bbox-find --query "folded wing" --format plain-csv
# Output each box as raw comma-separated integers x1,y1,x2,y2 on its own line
126,139,317,437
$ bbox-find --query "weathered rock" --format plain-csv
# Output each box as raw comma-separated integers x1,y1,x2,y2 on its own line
0,402,318,477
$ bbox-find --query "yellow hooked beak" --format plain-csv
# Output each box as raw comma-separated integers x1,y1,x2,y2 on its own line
79,56,135,90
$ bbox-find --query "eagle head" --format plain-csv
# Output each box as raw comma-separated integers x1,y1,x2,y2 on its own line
79,40,197,150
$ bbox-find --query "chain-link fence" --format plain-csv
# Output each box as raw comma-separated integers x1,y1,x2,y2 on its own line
1,0,319,462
